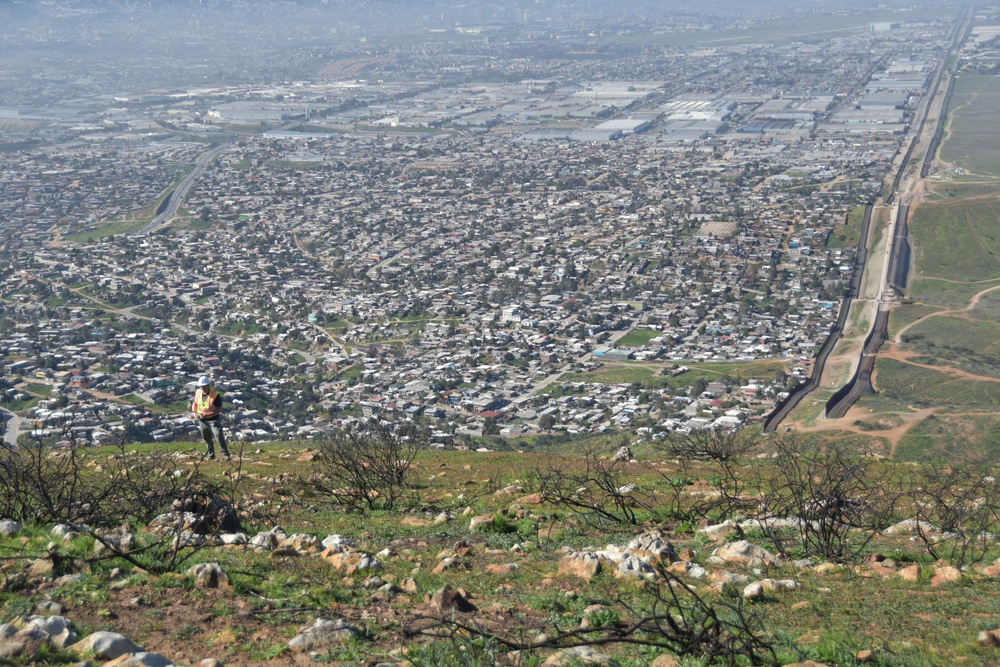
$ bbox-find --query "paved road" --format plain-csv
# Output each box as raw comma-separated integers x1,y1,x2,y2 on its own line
0,406,21,449
137,144,228,236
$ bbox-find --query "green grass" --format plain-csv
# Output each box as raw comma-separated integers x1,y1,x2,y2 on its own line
25,383,52,397
893,413,1000,462
875,358,1000,410
826,206,866,249
908,196,1000,284
64,216,155,243
166,217,213,232
615,329,660,347
926,182,1000,200
888,303,943,340
563,364,671,387
908,277,1000,310
565,359,787,389
971,291,1000,321
3,440,1000,665
899,315,1000,379
940,74,1000,177
0,397,40,412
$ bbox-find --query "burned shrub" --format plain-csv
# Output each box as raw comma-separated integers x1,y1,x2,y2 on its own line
309,421,424,511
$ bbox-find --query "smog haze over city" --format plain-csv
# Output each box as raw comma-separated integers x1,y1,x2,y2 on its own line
0,0,973,448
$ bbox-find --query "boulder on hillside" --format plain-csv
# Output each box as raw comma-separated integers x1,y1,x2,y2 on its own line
249,527,287,550
541,645,619,666
92,530,135,556
188,563,230,589
710,540,780,566
320,534,356,552
883,518,937,535
558,552,605,582
429,585,477,615
100,651,175,666
697,520,737,542
288,618,359,652
69,631,142,660
320,548,382,574
625,528,677,564
743,578,801,600
614,554,657,580
169,494,240,534
977,629,1000,647
611,446,633,462
22,615,78,648
279,533,320,552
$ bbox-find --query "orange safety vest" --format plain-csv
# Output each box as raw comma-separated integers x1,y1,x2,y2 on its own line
192,387,222,418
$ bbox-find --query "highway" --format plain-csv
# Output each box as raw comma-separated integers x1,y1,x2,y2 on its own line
136,144,228,236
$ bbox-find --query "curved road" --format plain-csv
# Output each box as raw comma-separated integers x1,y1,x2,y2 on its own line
136,144,228,236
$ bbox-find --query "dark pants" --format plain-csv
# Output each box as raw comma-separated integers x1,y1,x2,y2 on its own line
197,417,228,458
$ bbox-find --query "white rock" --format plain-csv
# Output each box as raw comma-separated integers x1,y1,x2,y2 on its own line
712,540,780,566
188,563,229,589
105,651,175,666
321,534,357,550
288,618,359,652
541,645,620,666
51,524,79,540
52,573,85,587
884,518,938,535
69,631,142,660
23,615,78,648
697,520,736,539
615,554,656,580
743,578,801,599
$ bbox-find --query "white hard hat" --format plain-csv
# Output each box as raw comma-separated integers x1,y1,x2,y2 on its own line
197,375,212,387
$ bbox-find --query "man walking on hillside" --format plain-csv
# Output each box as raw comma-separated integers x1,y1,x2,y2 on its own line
191,375,229,459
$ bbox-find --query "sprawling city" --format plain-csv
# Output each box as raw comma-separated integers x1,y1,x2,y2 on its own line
8,2,1000,667
2,1,972,450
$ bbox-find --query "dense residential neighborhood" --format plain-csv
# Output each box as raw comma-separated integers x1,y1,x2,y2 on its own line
0,10,959,446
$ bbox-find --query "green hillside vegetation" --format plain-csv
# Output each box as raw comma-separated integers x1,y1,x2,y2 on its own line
862,163,1000,455
825,206,866,249
894,413,1000,463
899,316,1000,379
907,196,1000,284
875,358,1000,411
940,74,1000,177
5,431,1000,666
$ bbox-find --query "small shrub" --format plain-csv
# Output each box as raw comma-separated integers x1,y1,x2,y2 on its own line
309,421,425,511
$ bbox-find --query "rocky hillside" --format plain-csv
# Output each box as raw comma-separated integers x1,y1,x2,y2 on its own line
1,436,1000,667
